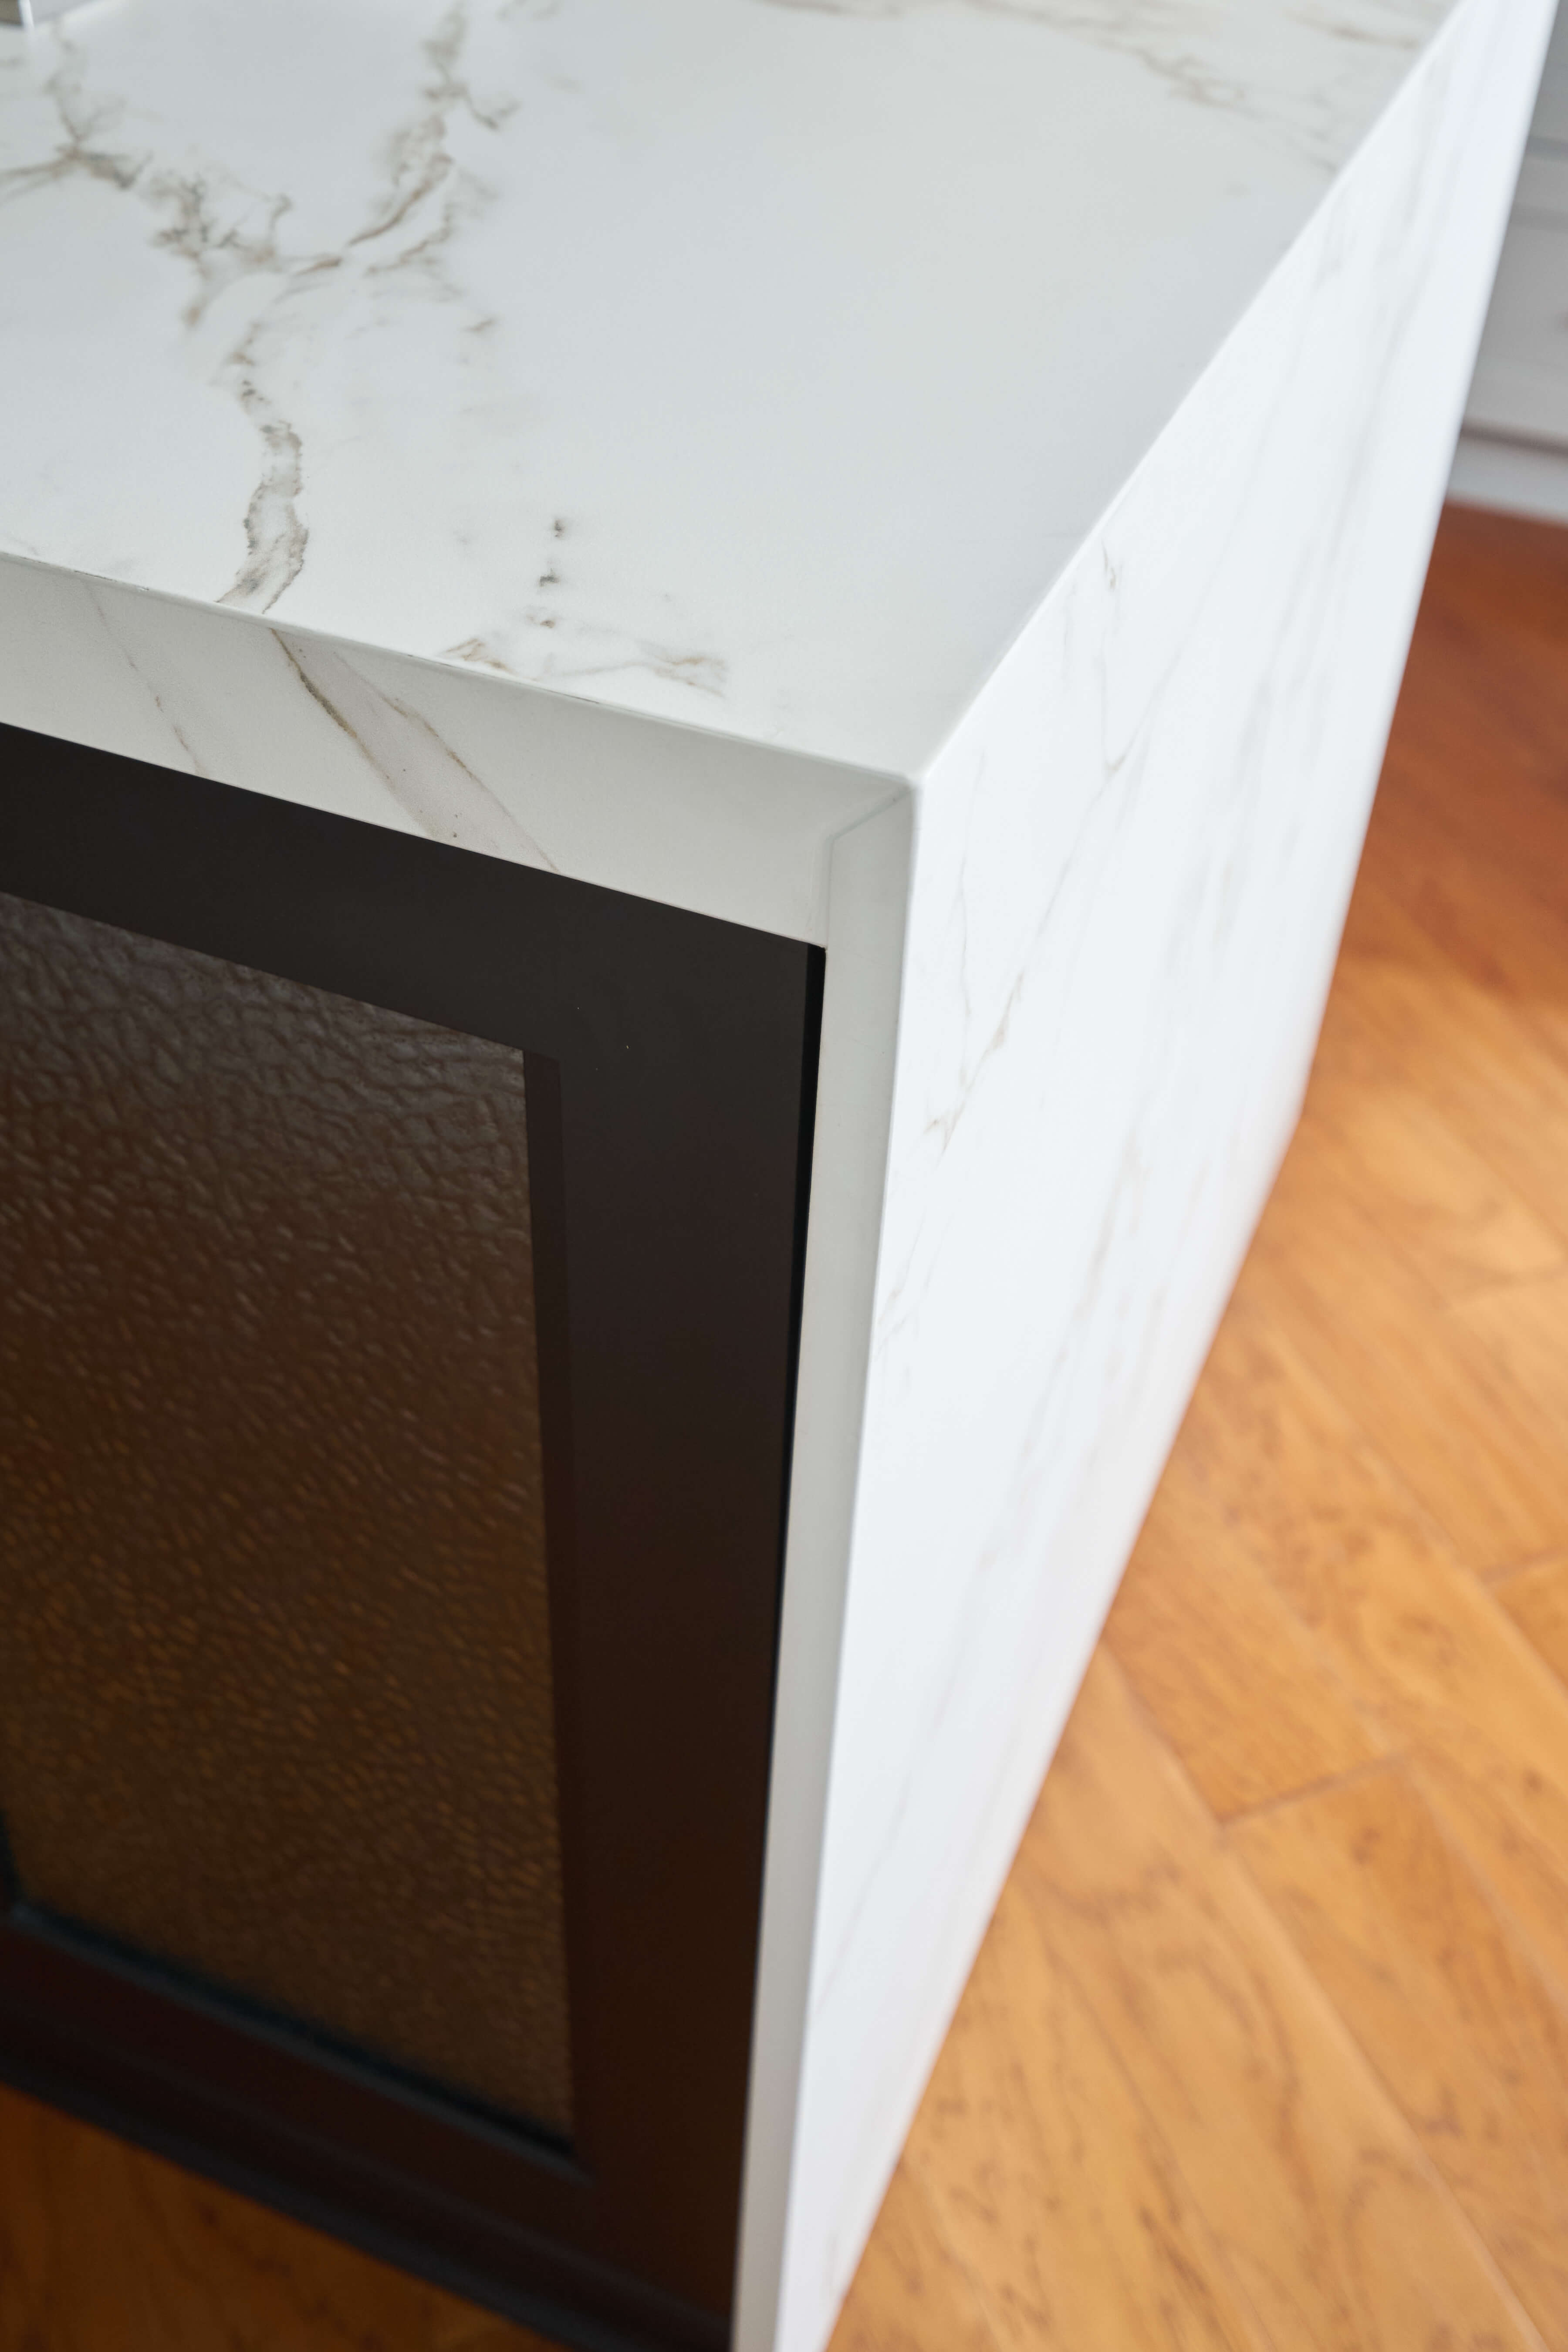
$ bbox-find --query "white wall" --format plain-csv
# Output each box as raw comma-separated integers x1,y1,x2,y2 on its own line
1461,0,1568,459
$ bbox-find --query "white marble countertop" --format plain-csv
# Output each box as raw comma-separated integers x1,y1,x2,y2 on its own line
1,0,1454,780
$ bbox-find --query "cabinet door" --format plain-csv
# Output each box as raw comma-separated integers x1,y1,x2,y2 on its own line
0,721,823,2352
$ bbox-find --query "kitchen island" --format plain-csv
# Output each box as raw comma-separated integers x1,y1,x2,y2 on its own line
0,1,1554,2346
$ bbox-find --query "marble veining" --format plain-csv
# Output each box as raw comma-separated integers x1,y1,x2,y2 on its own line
1,0,1467,776
0,2,1553,2349
0,554,899,941
759,0,1452,169
742,0,1555,2339
275,632,561,869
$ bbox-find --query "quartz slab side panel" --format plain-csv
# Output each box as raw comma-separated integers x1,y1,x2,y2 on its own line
0,569,894,944
755,0,1553,2341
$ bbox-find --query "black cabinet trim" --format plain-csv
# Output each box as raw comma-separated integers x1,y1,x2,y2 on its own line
0,721,823,2350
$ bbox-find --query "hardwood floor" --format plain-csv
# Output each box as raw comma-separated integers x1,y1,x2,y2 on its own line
2,500,1565,2347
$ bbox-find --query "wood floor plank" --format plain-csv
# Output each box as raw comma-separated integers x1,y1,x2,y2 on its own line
1233,1765,1568,2348
898,1869,1271,2352
829,2161,1002,2352
1381,508,1568,844
1315,899,1568,1258
1244,1144,1568,1572
0,2082,552,2352
1356,792,1568,1082
1105,1486,1390,1820
1335,858,1443,964
1372,724,1568,935
1450,1272,1568,1468
1494,1560,1568,1690
1294,1072,1564,1304
1374,754,1568,939
1170,1295,1568,2000
1017,1650,1540,2352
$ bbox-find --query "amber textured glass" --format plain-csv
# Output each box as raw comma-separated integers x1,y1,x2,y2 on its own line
0,889,572,2134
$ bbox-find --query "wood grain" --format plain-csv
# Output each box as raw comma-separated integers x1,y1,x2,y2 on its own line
1166,1298,1568,1996
1495,1559,1568,1687
1105,1489,1390,1820
1452,1271,1568,1472
1295,1071,1564,1303
827,2161,1000,2352
1234,1765,1568,2345
1355,793,1568,1080
1319,890,1568,1258
903,1861,1268,2352
1244,1134,1568,1571
0,2082,555,2352
1015,1652,1536,2352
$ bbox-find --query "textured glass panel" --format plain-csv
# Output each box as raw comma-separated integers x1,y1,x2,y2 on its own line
0,889,572,2135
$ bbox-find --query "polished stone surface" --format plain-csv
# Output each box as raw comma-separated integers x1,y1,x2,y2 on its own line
2,0,1460,777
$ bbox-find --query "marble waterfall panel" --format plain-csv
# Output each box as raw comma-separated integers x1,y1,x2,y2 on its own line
748,0,1557,2341
0,563,894,945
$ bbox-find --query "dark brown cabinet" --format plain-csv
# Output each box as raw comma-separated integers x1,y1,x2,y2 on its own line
0,721,823,2352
